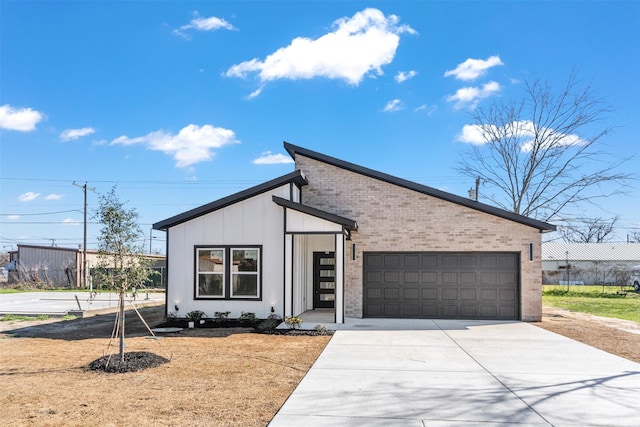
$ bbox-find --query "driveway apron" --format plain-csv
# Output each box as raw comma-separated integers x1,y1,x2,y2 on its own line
269,318,640,426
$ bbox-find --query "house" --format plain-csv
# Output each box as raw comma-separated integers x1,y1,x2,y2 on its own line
542,242,640,286
153,142,555,323
9,244,166,288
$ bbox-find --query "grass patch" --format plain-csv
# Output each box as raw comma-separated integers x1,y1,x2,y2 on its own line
1,314,50,322
0,314,76,322
543,285,640,323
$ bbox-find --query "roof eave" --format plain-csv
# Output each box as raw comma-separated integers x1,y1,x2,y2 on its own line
153,170,308,230
272,195,358,231
283,141,555,232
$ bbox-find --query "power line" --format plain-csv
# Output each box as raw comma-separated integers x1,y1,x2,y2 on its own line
0,210,82,216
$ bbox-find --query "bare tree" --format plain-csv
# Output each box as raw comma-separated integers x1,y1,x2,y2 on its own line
560,216,618,243
457,71,630,221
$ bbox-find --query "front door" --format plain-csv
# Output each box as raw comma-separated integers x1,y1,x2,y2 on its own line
313,252,335,309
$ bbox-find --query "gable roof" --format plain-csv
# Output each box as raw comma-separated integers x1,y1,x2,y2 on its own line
272,196,358,231
153,170,308,230
542,242,640,262
284,141,555,232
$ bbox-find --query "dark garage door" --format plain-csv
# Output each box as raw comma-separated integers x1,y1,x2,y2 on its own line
363,252,519,320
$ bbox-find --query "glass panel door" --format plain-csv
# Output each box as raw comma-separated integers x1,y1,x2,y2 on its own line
313,252,335,309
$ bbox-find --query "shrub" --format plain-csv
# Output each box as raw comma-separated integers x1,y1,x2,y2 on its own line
239,312,257,324
284,316,303,329
185,310,206,321
214,311,231,320
314,324,329,335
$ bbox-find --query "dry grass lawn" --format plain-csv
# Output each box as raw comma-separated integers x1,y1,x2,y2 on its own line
0,308,330,427
3,305,640,426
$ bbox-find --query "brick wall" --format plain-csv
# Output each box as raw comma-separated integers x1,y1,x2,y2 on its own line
296,155,544,321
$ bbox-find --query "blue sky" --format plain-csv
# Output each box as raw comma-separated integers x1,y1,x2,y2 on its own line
1,0,638,253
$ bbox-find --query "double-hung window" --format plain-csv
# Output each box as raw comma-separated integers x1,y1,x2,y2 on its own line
195,246,261,299
196,248,225,297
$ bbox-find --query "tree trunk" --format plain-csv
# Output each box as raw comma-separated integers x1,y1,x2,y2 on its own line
119,291,125,363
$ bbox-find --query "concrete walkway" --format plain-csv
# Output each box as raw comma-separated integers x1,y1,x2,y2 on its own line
270,318,640,426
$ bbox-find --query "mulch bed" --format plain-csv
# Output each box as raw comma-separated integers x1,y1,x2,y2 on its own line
159,317,334,337
88,351,170,373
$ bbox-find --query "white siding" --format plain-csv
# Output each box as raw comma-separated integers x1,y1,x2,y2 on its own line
286,210,343,233
167,184,291,319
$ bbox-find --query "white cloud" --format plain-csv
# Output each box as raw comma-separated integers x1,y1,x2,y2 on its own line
62,218,81,225
18,192,40,202
247,86,265,99
395,70,417,83
225,8,415,92
414,104,437,115
383,99,404,112
186,16,235,31
252,151,294,165
7,215,20,221
457,120,588,151
174,12,235,38
446,81,501,110
444,55,503,81
457,124,491,145
60,127,95,141
0,104,44,131
111,124,239,168
45,193,64,200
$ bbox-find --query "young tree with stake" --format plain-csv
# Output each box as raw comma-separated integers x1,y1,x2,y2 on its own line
94,186,156,363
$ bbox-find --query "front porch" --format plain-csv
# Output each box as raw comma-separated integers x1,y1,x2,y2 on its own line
275,196,357,324
277,308,341,331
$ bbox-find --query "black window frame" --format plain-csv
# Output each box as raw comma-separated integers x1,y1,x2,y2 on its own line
194,245,262,300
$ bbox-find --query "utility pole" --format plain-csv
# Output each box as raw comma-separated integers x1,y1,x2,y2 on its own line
73,181,95,291
468,177,481,201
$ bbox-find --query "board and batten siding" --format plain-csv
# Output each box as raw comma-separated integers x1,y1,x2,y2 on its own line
166,184,293,319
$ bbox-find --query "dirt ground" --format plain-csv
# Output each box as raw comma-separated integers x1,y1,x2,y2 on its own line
535,306,640,363
1,306,639,426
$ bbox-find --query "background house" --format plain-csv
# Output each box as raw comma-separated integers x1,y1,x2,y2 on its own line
542,242,640,286
6,244,165,289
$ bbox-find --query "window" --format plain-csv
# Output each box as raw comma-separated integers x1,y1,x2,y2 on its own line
196,248,225,297
195,246,261,299
231,249,260,297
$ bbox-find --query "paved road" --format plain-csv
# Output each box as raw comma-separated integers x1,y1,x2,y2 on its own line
0,291,165,316
270,318,640,426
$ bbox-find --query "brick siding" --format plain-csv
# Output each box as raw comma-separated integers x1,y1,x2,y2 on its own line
296,155,543,321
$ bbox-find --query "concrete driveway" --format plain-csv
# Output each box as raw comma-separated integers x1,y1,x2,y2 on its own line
270,318,640,426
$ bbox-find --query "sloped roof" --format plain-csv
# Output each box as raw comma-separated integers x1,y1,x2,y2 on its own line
153,170,308,230
542,243,640,261
272,196,358,231
284,142,556,232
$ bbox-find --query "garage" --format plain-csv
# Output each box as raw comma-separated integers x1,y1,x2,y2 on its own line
363,252,520,320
